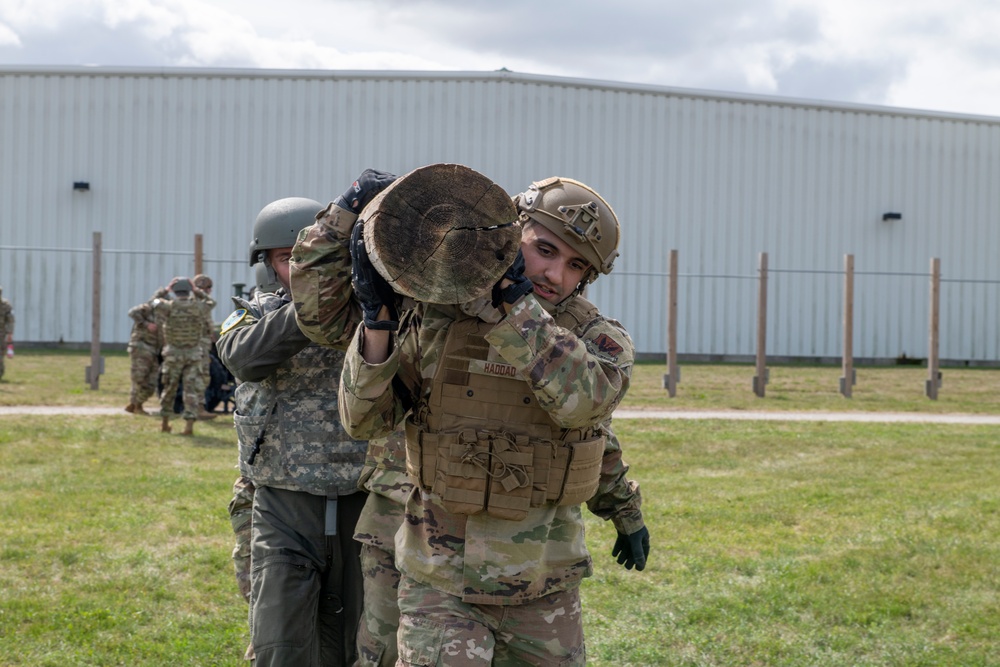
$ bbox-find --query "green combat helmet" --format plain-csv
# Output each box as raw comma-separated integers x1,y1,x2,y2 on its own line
513,177,620,294
249,197,324,287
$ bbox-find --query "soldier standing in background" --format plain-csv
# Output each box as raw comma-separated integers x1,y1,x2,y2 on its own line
293,174,650,666
153,277,215,436
125,286,166,414
0,286,13,381
192,273,218,420
217,186,389,666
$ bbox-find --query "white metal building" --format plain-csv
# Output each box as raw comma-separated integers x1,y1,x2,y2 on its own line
1,65,998,363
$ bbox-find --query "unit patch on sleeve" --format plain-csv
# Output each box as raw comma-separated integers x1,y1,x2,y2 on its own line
220,308,249,335
592,333,624,360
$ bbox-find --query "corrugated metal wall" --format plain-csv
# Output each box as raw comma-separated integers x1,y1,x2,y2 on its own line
1,66,998,361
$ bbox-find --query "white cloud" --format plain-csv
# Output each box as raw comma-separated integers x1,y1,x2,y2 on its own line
1,0,999,116
0,20,21,46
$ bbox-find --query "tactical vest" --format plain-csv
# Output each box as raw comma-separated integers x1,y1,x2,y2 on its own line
405,297,607,521
232,292,366,497
163,298,205,349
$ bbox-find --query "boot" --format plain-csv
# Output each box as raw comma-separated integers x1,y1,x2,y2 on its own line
125,403,135,413
160,415,172,433
133,402,148,415
197,408,217,420
181,419,195,436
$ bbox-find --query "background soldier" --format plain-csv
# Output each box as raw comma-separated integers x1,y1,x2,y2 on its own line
192,273,218,420
218,189,386,666
0,285,14,381
152,277,215,435
292,173,650,666
125,286,167,414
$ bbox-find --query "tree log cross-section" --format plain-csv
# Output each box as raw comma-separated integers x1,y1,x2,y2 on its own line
361,163,522,304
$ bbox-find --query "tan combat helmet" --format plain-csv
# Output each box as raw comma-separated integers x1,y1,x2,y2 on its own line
513,177,620,293
193,274,213,290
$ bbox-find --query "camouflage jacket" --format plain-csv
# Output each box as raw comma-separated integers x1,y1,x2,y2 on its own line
288,202,365,350
217,288,366,497
338,294,643,604
352,431,411,552
128,288,166,351
0,298,13,338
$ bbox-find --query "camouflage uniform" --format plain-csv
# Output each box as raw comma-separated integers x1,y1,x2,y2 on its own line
0,291,13,381
217,259,368,666
193,275,216,402
353,433,411,667
153,289,215,420
126,288,167,409
292,231,645,666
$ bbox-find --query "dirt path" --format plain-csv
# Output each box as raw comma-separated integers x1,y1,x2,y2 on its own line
3,405,999,424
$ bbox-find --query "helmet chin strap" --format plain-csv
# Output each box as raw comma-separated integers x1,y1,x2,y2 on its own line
257,251,280,288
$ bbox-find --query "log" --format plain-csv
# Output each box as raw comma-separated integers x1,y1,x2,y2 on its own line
362,163,521,304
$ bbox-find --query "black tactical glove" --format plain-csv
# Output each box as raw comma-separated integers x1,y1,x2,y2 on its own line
334,169,397,214
612,526,650,571
491,249,534,308
350,222,399,331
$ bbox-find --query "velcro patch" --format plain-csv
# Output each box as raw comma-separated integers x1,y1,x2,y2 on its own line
592,333,623,359
220,308,248,335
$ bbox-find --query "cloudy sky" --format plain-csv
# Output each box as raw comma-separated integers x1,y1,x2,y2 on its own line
2,0,1000,117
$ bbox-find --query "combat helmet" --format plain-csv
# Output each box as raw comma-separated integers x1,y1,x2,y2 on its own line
193,274,213,290
249,197,323,266
513,177,620,292
171,277,193,295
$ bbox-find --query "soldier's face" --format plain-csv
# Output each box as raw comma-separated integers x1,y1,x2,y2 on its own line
267,247,294,291
520,223,591,304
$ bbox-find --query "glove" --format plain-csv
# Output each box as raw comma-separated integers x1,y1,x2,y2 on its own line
612,526,649,571
490,250,534,308
334,168,397,214
350,222,399,331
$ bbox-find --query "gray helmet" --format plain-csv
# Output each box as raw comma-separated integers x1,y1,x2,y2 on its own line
513,177,620,288
171,277,193,295
248,197,323,266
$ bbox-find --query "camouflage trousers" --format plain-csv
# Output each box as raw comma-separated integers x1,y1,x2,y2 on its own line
158,346,204,420
0,338,7,379
199,339,212,395
228,475,256,603
128,344,160,406
395,577,585,666
228,476,256,662
357,543,401,667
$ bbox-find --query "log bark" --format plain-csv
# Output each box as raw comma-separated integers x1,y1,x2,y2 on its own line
362,163,521,304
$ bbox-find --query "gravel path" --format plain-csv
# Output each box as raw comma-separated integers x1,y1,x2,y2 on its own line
2,405,999,424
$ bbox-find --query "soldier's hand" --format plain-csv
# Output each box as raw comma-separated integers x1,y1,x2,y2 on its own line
491,249,534,309
335,169,398,214
350,222,399,331
612,526,649,571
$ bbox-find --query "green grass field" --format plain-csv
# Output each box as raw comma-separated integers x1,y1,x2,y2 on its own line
1,352,998,665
